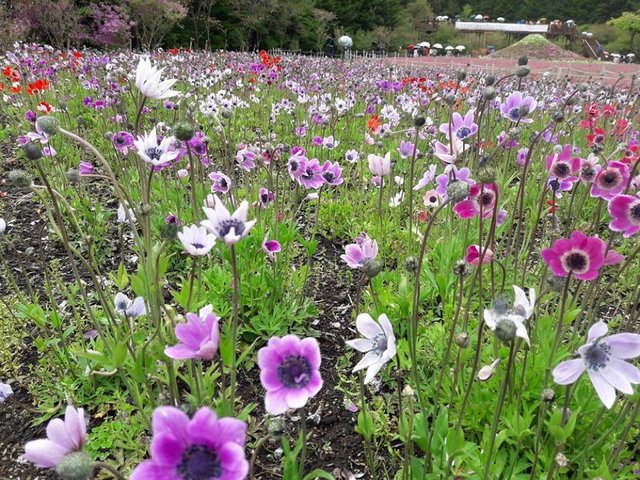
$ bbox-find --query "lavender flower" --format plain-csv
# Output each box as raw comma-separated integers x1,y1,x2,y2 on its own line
165,306,220,360
114,292,146,318
500,91,537,123
0,382,13,403
209,171,231,194
553,322,640,409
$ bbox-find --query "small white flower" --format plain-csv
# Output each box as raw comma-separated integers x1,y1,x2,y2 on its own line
114,292,146,318
201,195,256,244
133,127,179,167
177,224,216,256
135,57,179,100
0,218,6,234
0,382,13,403
346,313,396,384
117,203,136,224
513,285,536,320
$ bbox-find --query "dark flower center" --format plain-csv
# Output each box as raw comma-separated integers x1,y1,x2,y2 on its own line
322,171,335,183
456,127,471,139
480,191,495,208
289,160,299,172
301,168,316,181
429,195,437,203
177,444,222,480
145,147,162,161
585,342,610,372
581,165,595,181
191,242,205,249
373,334,387,354
115,136,126,145
552,162,570,178
219,178,228,188
217,219,245,239
261,193,269,203
594,134,604,144
278,355,311,388
630,202,640,223
598,169,622,189
508,107,521,121
117,300,128,311
562,251,589,273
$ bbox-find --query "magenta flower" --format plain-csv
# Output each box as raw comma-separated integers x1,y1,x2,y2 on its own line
608,193,640,237
341,238,378,269
540,231,606,281
262,234,281,261
258,335,323,415
546,145,581,181
591,161,630,200
112,130,134,154
235,146,256,171
321,160,344,186
79,161,93,176
465,244,493,265
287,154,307,181
165,306,220,360
438,109,477,140
453,183,498,220
553,322,640,409
130,406,248,479
500,91,537,123
23,406,86,468
298,158,325,189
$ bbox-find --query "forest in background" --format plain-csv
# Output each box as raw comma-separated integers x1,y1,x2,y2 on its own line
0,0,639,53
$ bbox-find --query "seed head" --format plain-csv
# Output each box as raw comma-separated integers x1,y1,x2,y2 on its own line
515,65,530,78
494,318,516,343
482,86,496,101
65,169,81,185
363,259,383,278
554,453,569,468
454,332,470,348
453,260,469,276
541,388,556,403
8,169,32,188
477,166,497,184
518,56,529,66
405,256,419,273
485,75,496,86
414,116,426,127
445,93,456,105
518,105,530,117
457,70,467,82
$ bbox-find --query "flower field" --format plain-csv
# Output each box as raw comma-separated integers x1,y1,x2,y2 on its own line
0,43,639,480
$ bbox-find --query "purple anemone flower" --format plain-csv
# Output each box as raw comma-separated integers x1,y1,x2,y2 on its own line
397,141,416,159
413,164,437,190
258,187,274,208
112,131,134,154
235,146,256,171
130,406,249,479
262,234,281,261
341,237,378,269
553,321,640,409
500,91,537,124
79,161,93,176
209,171,231,194
321,160,343,186
298,158,325,189
165,305,220,361
435,166,473,198
258,335,323,415
287,154,307,181
546,145,581,182
608,193,640,237
438,109,477,140
23,406,86,468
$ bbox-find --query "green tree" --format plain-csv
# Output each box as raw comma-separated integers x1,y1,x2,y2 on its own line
608,10,640,53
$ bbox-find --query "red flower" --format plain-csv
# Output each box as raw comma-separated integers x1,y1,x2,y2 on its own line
613,118,629,137
26,79,49,96
367,114,381,133
621,144,639,165
37,101,52,113
73,51,82,59
586,128,605,147
602,104,616,117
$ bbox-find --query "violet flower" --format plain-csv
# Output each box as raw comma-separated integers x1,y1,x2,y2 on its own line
0,382,13,403
258,187,274,208
112,131,134,154
165,306,220,360
114,292,146,318
258,335,323,415
78,161,93,176
413,164,437,190
130,406,248,479
209,171,231,194
262,234,281,261
438,109,477,140
23,406,86,468
553,321,640,409
500,91,537,123
298,158,325,189
341,237,378,269
321,160,343,186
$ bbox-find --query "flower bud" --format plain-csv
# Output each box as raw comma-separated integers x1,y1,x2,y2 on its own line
518,56,529,66
552,112,564,123
413,116,426,127
66,169,81,185
518,105,530,118
515,65,530,78
36,116,61,136
404,256,419,273
495,318,516,343
482,86,496,101
477,166,497,184
457,70,467,82
485,75,496,86
541,388,556,403
55,452,94,480
221,110,232,119
363,259,383,278
445,93,456,105
454,332,470,348
478,358,501,381
578,83,589,92
173,122,195,141
160,222,179,241
508,127,522,139
453,260,469,276
447,180,470,203
104,131,114,140
23,142,43,160
8,169,32,188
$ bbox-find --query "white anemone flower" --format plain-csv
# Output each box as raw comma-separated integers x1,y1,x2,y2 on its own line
177,224,216,256
0,218,6,234
133,127,179,167
346,313,397,384
484,299,530,346
114,292,146,318
201,195,256,244
513,285,536,320
135,57,179,100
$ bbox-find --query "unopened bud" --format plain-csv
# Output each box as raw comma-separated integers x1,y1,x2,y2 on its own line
173,122,195,141
405,256,419,273
518,56,529,66
160,222,179,241
414,116,426,127
445,93,456,105
221,110,232,119
485,75,496,86
552,112,564,123
35,116,61,136
516,65,530,78
454,332,470,348
447,180,470,203
55,452,94,480
541,388,556,403
23,142,43,160
363,259,383,278
457,70,467,82
482,86,496,101
495,318,516,343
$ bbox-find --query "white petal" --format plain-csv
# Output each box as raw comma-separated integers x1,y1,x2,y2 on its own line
355,313,383,339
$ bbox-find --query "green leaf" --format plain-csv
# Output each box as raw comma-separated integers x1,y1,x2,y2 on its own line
549,425,566,445
303,469,336,480
356,410,374,440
